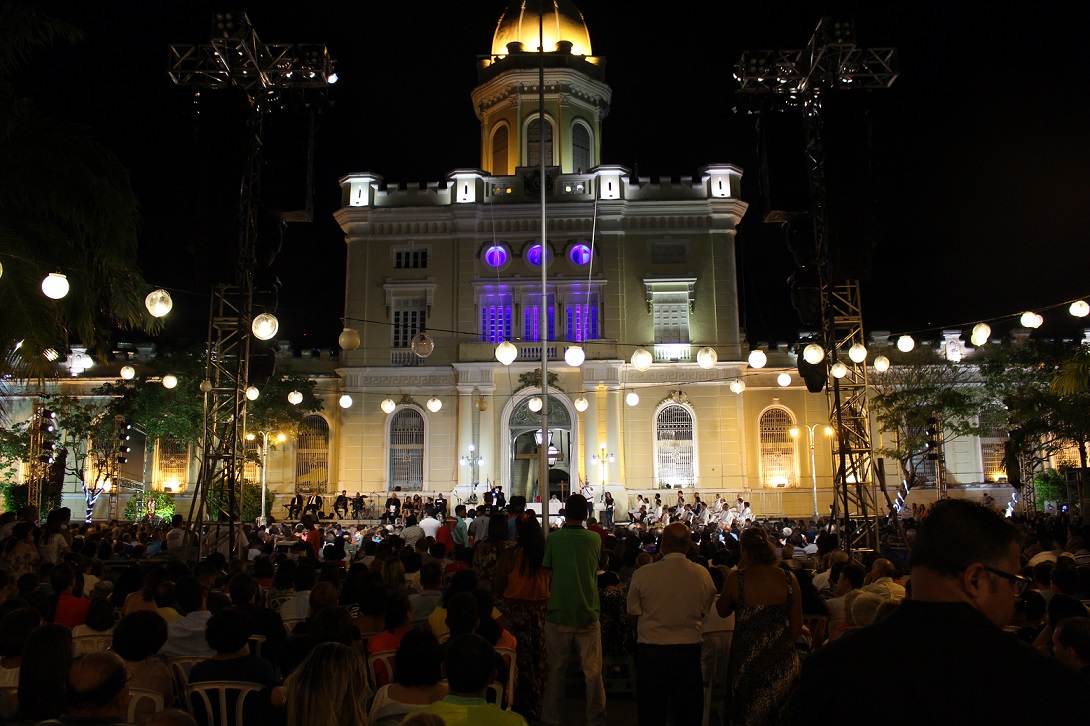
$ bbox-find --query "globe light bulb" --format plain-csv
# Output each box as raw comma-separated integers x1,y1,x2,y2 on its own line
245,386,260,401
528,396,543,412
338,328,361,351
696,346,718,369
729,379,746,394
1070,300,1089,318
777,373,792,387
120,365,136,380
162,374,178,389
288,390,303,405
495,340,518,365
1020,311,1042,329
381,398,396,413
748,349,767,368
411,331,435,357
971,322,991,347
830,362,848,378
145,289,173,317
574,395,589,412
626,392,640,406
896,335,915,352
873,355,890,373
339,394,353,409
252,313,279,341
802,343,824,365
200,379,213,393
631,348,653,372
564,345,585,367
42,273,69,300
848,343,868,363
426,397,443,412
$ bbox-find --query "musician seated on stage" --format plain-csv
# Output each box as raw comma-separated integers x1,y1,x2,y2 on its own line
334,490,349,519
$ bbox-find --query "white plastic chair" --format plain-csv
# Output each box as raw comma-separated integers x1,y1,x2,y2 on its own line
185,680,264,726
127,687,165,724
72,633,114,656
494,646,517,710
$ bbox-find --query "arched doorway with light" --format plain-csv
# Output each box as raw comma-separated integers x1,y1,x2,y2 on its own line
499,389,577,503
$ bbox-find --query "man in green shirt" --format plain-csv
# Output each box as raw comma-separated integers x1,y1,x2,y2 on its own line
421,633,527,726
541,493,606,726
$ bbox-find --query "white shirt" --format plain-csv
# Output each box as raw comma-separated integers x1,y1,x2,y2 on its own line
627,553,717,645
419,517,442,539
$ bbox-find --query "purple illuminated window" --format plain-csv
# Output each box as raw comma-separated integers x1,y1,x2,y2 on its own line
569,243,592,265
484,245,508,267
526,245,550,266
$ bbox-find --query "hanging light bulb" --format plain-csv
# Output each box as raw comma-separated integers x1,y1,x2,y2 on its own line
380,398,396,413
120,365,136,380
873,355,890,373
426,397,443,412
802,343,824,365
200,379,213,393
896,335,915,352
574,395,589,412
1020,311,1043,329
245,386,260,401
144,289,173,317
339,328,361,351
729,379,746,394
848,343,868,363
631,348,653,372
252,313,279,341
339,394,353,409
288,390,303,405
564,345,585,367
528,396,543,412
495,340,518,365
696,346,718,369
410,331,435,357
830,362,848,378
971,322,991,346
748,349,767,368
625,392,639,406
162,374,178,389
1070,300,1089,318
41,273,69,300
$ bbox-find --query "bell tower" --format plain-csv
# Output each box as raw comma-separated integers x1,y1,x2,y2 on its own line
472,0,611,175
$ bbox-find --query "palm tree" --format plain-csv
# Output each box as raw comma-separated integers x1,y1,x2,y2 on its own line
0,3,155,381
1051,344,1090,396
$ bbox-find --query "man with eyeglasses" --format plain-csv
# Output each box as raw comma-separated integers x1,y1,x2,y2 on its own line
794,499,1087,724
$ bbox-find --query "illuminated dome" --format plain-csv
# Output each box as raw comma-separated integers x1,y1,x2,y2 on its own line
492,0,592,56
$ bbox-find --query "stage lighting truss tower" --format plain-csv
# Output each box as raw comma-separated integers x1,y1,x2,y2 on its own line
26,402,53,514
736,18,897,554
168,12,334,559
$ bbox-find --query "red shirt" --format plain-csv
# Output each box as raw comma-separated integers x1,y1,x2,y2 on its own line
304,528,321,559
367,625,412,654
54,592,89,628
588,524,607,544
436,524,455,555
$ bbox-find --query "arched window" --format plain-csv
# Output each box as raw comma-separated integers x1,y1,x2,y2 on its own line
979,405,1007,482
759,407,797,488
389,408,425,491
526,116,553,168
491,125,509,175
295,415,330,493
155,438,188,493
572,123,591,172
655,404,695,488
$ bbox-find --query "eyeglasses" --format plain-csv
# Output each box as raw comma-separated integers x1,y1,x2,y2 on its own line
982,565,1032,596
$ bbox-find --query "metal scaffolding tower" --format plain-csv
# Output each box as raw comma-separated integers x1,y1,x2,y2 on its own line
736,18,897,554
168,11,334,559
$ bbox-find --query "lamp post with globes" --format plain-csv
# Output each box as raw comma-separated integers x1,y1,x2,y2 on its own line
246,430,286,526
790,423,833,522
460,444,484,502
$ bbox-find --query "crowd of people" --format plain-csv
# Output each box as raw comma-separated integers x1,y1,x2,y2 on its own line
0,493,1087,725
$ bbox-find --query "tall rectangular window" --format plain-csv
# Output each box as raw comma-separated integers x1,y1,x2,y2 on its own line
527,117,553,168
979,407,1008,482
392,296,426,348
653,292,690,344
565,294,600,342
479,293,513,343
524,303,555,343
572,124,591,173
155,438,189,493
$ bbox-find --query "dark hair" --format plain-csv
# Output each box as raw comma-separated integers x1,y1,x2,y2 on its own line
1056,617,1090,661
444,592,479,637
471,589,502,645
112,611,168,661
444,633,497,694
0,607,41,656
310,606,360,647
394,628,442,687
515,514,544,577
404,515,418,527
16,624,72,720
565,494,588,522
84,598,116,633
384,593,412,633
1016,589,1047,622
359,581,387,617
253,556,274,581
228,573,258,605
908,499,1016,575
173,576,204,614
441,570,479,609
1047,594,1090,629
66,652,127,712
293,563,318,591
841,564,866,590
419,561,442,588
273,559,297,590
140,565,173,603
487,514,508,543
738,528,777,566
1050,565,1078,596
205,607,252,653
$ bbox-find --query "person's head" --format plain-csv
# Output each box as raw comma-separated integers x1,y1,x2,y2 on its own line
204,607,252,654
283,642,368,726
1050,566,1078,597
173,576,206,615
444,592,479,637
1046,594,1090,630
84,597,116,633
837,564,866,595
565,494,589,523
661,523,692,555
419,561,442,590
738,527,777,566
113,611,169,661
0,607,41,657
65,651,129,717
227,573,258,605
487,513,508,542
308,581,340,617
293,563,318,592
394,628,442,687
404,514,418,527
1053,617,1090,670
16,623,72,720
870,558,896,579
441,569,479,608
907,499,1021,627
310,606,361,648
384,593,412,633
442,633,497,697
849,591,885,628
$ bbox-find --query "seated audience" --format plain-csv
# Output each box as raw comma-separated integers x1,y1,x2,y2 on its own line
367,628,448,726
283,641,369,726
420,633,528,725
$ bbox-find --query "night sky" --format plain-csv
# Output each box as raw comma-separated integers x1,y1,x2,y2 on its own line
23,0,1090,351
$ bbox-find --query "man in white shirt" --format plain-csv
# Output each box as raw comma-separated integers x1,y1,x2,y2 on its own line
627,523,717,726
862,558,906,601
581,480,595,520
419,508,442,540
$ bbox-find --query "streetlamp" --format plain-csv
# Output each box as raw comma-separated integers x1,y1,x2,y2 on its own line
590,441,614,485
247,430,286,526
790,423,833,521
460,443,484,496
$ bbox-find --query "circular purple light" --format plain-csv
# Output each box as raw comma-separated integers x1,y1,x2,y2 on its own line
527,244,550,266
484,245,508,267
569,243,592,265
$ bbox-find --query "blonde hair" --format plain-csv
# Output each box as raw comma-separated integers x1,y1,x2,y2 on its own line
284,642,369,726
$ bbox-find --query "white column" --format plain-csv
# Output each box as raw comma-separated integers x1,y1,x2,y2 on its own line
606,386,621,486
583,386,599,484
478,387,495,488
457,386,474,490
